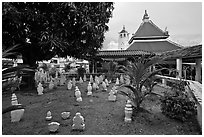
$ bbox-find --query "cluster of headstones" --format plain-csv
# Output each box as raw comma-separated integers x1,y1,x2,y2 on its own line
46,110,85,132
35,68,49,85
36,69,67,95
39,73,133,128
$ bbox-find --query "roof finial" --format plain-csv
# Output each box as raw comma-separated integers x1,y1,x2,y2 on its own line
143,10,149,21
123,25,125,30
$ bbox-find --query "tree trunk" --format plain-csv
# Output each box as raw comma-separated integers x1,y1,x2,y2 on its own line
21,46,37,90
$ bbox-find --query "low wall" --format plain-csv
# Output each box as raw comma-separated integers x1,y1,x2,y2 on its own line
156,75,202,129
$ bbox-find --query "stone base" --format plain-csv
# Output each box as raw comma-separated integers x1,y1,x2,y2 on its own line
124,117,132,123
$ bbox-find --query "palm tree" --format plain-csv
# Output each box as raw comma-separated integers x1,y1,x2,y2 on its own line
2,44,34,113
117,56,168,113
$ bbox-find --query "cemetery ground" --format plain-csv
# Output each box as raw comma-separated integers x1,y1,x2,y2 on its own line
2,81,201,135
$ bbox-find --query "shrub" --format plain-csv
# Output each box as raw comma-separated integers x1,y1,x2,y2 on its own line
160,80,197,122
49,67,60,78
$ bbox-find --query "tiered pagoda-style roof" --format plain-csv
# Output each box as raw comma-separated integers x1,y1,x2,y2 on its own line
127,10,182,53
97,10,184,58
127,40,182,53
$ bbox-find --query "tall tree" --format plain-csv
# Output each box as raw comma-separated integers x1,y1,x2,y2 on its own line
2,2,114,67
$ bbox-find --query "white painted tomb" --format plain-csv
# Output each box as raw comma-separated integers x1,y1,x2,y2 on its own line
87,82,92,96
67,80,72,90
37,82,44,95
75,86,82,102
72,112,85,131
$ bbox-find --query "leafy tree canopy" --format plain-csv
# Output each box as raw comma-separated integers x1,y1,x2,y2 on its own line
2,2,114,66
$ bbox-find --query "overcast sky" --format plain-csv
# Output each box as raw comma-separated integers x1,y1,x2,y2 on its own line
102,2,202,50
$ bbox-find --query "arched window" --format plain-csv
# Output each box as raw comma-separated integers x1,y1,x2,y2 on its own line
120,34,122,38
124,34,126,37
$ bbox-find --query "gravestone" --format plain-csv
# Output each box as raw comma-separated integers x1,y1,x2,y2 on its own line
105,78,109,87
46,111,52,120
37,82,44,95
90,75,93,83
124,100,133,123
102,81,107,91
79,77,83,84
67,80,72,90
108,90,116,101
48,122,60,133
92,82,97,91
87,82,92,96
11,93,18,105
116,78,120,85
49,80,54,90
72,112,85,131
120,74,124,84
112,85,118,94
94,75,98,83
75,86,82,102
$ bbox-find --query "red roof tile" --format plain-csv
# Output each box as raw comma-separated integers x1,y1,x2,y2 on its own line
129,20,169,43
126,40,182,53
97,50,155,58
161,44,202,59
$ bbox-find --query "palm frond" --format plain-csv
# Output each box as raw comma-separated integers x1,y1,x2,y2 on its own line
2,44,21,58
140,68,168,90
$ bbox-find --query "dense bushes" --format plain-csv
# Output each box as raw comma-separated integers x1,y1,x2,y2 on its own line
160,80,197,122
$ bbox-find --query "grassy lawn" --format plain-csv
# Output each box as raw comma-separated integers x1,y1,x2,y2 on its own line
2,81,201,135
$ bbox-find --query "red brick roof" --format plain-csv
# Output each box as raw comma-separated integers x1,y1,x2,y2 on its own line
97,50,155,58
129,12,169,43
126,40,182,53
161,44,202,59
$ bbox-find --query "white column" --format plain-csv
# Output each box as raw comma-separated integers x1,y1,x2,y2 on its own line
176,58,182,78
92,62,95,73
195,58,201,82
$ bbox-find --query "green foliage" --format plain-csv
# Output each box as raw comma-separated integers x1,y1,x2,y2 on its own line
160,80,197,122
2,45,35,93
38,63,48,71
2,65,35,92
106,61,118,81
117,56,166,110
63,63,71,72
48,67,59,78
3,2,114,66
77,67,86,78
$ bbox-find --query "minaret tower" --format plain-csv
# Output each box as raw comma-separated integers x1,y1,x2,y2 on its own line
118,25,129,50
